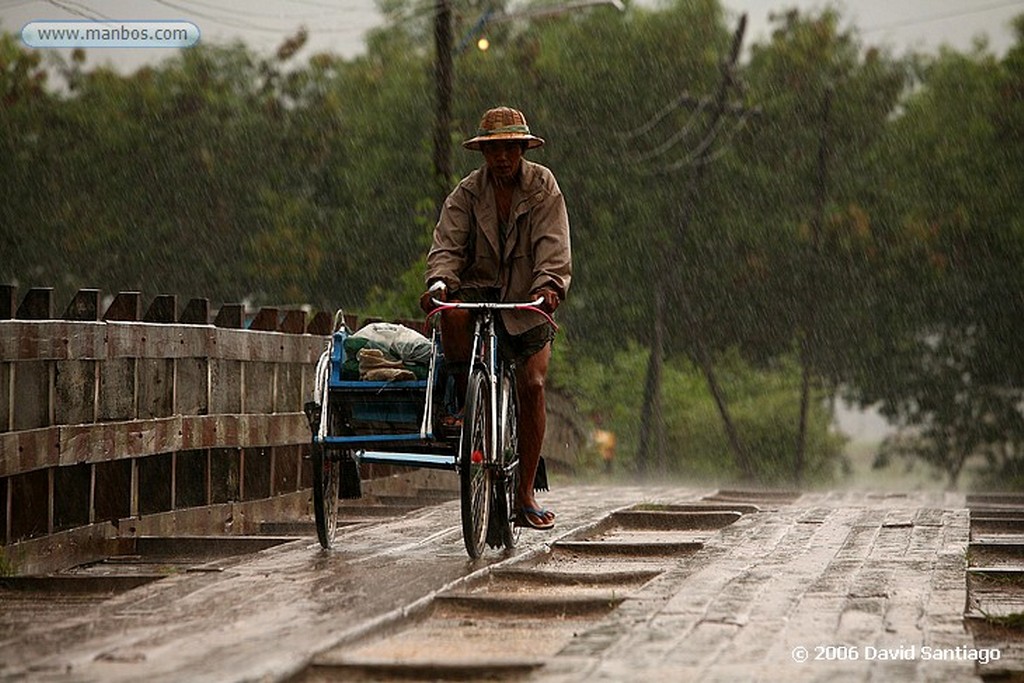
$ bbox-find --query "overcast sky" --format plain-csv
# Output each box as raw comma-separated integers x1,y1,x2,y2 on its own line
2,0,1023,73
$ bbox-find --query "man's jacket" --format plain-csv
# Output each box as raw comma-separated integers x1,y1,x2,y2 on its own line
426,158,572,336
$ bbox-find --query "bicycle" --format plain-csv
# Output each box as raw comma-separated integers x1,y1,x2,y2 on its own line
306,299,553,559
429,297,554,557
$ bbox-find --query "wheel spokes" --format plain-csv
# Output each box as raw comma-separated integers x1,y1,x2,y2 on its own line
461,370,492,558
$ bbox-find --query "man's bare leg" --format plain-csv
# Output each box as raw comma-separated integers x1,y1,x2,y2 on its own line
439,308,472,404
516,344,554,522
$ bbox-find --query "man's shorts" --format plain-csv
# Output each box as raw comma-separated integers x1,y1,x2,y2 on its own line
453,288,555,364
495,314,555,364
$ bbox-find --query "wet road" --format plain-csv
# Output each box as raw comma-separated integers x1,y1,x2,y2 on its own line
3,485,1023,682
0,484,694,682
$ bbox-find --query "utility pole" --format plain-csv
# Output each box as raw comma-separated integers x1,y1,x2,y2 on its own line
636,15,752,477
433,1,624,215
433,0,454,213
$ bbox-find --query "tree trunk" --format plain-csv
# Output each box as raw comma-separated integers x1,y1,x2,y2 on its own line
795,338,812,484
694,338,753,481
795,86,832,484
637,286,666,475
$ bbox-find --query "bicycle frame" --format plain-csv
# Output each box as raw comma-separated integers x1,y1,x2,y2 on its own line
428,297,552,475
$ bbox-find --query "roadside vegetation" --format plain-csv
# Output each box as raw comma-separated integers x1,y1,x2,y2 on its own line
3,2,1022,488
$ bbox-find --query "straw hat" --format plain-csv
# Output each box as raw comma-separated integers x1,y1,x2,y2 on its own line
462,106,545,151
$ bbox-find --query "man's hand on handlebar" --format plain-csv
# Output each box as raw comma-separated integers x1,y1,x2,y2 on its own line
419,290,442,314
533,287,560,314
420,281,447,314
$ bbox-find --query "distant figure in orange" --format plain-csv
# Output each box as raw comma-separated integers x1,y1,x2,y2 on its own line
593,419,616,474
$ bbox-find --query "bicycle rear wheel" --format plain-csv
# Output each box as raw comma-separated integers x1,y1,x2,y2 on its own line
460,367,492,559
312,442,340,549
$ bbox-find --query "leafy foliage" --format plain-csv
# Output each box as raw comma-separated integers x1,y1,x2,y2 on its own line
859,27,1024,488
552,340,844,483
2,3,1023,486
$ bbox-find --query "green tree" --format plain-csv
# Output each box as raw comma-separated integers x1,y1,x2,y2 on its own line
4,3,1021,491
0,31,55,282
860,20,1024,487
718,10,908,482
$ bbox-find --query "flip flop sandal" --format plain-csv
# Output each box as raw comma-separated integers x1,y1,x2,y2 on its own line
517,505,555,530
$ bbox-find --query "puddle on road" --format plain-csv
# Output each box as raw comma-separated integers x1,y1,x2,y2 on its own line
294,496,757,681
703,488,802,506
1,535,297,643
60,535,297,577
309,616,566,680
304,589,626,681
469,566,662,599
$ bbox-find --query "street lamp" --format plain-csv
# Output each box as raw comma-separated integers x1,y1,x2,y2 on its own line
432,0,625,209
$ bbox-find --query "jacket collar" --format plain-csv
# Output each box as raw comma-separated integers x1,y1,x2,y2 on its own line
465,158,544,202
465,159,546,259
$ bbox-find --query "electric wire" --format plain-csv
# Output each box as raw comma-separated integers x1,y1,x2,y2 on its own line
683,109,753,168
861,0,1024,34
624,96,710,164
147,0,408,35
644,115,729,175
276,0,377,10
147,0,299,32
169,0,335,20
44,0,102,21
617,91,702,142
61,0,112,20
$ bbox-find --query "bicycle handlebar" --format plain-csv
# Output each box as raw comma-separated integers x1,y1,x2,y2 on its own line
430,296,544,309
426,296,558,330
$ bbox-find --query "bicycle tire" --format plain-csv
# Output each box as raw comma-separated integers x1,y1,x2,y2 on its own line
460,367,492,559
312,442,340,549
497,368,521,549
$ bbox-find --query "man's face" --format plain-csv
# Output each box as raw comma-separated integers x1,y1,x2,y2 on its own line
480,141,524,183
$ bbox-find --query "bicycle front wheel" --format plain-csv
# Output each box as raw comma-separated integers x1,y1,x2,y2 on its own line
460,368,492,559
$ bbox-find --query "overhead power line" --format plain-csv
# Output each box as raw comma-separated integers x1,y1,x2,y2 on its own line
44,0,107,21
170,0,332,20
62,0,112,20
146,0,395,36
276,0,378,10
148,0,302,33
618,91,704,142
862,0,1024,34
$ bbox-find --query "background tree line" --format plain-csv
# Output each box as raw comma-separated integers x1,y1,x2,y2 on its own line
2,1,1022,488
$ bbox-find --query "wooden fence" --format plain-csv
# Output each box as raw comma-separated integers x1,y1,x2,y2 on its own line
0,285,585,573
0,286,332,555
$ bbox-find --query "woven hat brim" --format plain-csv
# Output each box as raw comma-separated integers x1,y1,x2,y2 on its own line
463,133,545,151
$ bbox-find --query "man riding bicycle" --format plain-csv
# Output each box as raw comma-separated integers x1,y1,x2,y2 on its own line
420,106,571,531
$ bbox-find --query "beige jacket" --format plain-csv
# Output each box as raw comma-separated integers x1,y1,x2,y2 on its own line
426,159,572,335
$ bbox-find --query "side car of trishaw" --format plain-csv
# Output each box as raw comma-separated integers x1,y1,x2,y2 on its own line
305,300,545,559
